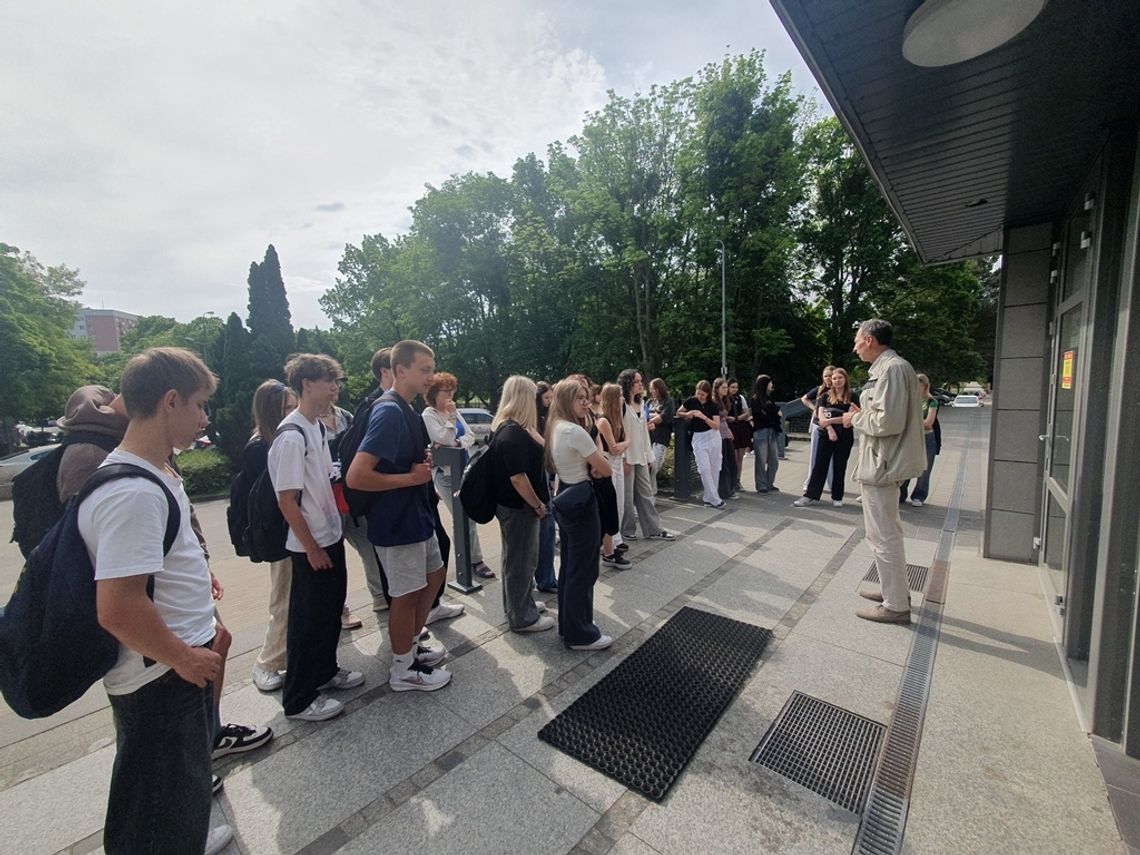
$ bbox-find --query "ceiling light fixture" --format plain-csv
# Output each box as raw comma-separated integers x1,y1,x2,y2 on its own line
902,0,1047,67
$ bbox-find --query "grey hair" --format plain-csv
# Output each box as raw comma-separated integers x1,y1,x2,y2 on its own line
857,318,893,346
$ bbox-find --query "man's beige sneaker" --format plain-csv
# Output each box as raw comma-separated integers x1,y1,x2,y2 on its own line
856,604,911,624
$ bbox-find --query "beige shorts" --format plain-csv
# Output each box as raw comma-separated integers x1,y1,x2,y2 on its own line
375,535,444,598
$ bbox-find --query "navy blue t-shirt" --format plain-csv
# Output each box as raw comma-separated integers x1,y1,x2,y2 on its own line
359,391,436,547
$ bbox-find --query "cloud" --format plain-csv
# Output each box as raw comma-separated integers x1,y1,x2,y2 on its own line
0,1,817,329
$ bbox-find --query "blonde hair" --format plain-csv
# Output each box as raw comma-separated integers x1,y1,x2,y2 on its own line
251,380,296,442
493,375,537,431
916,373,931,394
600,383,625,442
545,379,589,471
119,347,218,418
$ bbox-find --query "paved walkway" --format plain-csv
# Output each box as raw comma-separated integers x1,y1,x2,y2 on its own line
0,408,1126,854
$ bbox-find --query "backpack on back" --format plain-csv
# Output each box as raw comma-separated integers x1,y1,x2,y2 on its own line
459,429,497,525
10,431,120,559
245,424,306,564
0,463,179,719
226,438,266,558
338,390,381,519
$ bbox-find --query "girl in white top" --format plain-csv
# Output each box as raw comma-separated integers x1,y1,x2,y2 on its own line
547,379,613,651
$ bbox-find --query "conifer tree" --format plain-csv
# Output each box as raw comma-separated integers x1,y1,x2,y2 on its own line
209,312,259,464
247,244,295,380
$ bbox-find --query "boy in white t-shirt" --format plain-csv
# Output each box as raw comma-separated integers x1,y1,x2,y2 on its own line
268,353,363,722
79,347,232,855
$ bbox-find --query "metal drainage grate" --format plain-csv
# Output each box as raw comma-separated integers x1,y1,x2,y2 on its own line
863,563,929,593
750,691,886,814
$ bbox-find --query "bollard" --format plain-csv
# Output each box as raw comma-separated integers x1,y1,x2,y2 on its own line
433,445,482,594
672,420,693,501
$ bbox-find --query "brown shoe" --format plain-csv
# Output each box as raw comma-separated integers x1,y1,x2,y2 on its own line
859,589,884,602
856,605,911,624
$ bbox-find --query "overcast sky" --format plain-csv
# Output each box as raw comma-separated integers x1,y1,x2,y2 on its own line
1,1,819,328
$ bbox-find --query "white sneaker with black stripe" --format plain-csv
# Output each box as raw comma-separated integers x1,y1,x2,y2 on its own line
415,642,447,667
390,661,451,692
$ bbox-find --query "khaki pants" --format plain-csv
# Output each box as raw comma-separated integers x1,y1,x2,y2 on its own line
255,557,292,672
860,482,910,612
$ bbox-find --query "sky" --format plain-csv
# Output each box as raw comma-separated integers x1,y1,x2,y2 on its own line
1,1,820,329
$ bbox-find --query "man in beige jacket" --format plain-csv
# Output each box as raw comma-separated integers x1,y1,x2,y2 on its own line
843,320,928,624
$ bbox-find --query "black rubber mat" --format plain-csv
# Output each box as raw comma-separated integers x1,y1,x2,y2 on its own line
750,691,885,813
863,562,929,593
538,606,771,801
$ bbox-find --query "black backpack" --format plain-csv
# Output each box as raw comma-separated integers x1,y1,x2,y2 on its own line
338,390,382,519
0,463,179,719
459,429,497,524
226,438,266,557
245,424,307,564
10,431,121,559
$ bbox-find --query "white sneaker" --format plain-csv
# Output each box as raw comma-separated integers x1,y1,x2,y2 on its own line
205,824,234,855
909,498,924,507
415,642,447,666
390,661,451,692
793,497,817,507
515,615,556,633
426,602,465,624
286,695,344,721
318,668,364,691
534,599,547,613
569,634,613,651
251,666,283,692
831,499,844,507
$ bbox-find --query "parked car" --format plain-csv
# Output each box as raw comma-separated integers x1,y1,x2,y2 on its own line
458,407,495,445
931,388,955,405
952,394,981,408
0,444,61,486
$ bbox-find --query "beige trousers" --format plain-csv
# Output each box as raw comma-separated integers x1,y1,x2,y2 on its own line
254,557,292,672
860,482,911,612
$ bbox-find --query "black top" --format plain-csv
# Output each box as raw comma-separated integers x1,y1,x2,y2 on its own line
492,422,549,509
750,398,782,431
815,392,861,427
681,397,719,433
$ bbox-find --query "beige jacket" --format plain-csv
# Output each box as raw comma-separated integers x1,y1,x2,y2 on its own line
851,349,928,486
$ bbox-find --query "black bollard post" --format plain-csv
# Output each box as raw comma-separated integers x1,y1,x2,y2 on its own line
673,420,693,501
435,445,482,594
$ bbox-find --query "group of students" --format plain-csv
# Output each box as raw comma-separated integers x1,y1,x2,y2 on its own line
793,364,941,508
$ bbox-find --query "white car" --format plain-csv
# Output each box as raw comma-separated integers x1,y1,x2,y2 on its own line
458,408,495,445
952,394,981,408
0,444,61,486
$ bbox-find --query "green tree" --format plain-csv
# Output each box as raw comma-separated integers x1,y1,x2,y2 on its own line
0,244,96,421
208,312,259,464
247,244,295,380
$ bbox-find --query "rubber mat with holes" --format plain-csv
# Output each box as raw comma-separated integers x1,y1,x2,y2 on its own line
863,562,929,593
538,606,771,801
750,691,885,813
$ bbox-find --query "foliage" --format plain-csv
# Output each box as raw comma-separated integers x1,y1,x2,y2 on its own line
175,447,232,498
208,312,260,465
0,244,97,421
96,313,225,390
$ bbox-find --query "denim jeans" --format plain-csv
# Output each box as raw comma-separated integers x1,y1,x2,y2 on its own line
104,669,214,855
554,483,603,646
901,432,938,503
535,473,557,590
752,428,780,491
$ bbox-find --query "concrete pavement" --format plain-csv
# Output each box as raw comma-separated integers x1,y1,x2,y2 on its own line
0,407,1127,854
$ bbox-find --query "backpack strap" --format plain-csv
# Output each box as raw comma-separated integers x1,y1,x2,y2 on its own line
77,463,181,554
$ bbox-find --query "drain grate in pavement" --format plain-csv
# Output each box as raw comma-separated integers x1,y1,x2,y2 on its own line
750,691,885,814
863,563,929,593
538,607,771,802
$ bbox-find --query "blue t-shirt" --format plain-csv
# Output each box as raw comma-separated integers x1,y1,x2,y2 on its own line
359,391,436,547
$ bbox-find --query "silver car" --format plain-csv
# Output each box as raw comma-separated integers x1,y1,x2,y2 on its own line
458,408,494,446
0,444,61,486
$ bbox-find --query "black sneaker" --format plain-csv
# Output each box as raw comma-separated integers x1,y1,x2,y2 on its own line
212,774,224,796
615,542,630,553
212,723,273,760
601,552,632,567
649,531,675,541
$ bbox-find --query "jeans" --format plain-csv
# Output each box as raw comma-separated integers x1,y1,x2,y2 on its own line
900,433,938,503
535,474,557,590
752,428,780,491
691,430,722,505
803,423,833,492
104,669,214,855
804,429,854,501
496,504,541,629
718,437,737,500
554,483,603,646
283,539,347,715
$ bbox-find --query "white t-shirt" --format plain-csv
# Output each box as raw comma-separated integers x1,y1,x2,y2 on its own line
267,410,342,551
550,421,597,484
78,450,216,696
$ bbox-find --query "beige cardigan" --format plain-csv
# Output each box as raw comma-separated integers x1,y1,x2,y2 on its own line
850,349,928,486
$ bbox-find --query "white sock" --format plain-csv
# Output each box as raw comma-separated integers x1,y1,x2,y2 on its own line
391,648,415,677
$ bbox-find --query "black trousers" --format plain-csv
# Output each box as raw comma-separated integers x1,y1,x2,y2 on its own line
283,539,347,715
554,486,602,647
718,437,738,499
805,430,854,501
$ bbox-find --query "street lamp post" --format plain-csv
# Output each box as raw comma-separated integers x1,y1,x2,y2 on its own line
717,240,727,378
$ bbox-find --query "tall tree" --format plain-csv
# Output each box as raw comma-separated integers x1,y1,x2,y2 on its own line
247,244,295,380
0,244,96,421
208,312,259,464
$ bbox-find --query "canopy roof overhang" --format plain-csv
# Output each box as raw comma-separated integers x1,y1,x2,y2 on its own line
771,0,1140,262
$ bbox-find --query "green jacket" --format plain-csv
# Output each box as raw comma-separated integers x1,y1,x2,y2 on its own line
851,349,928,486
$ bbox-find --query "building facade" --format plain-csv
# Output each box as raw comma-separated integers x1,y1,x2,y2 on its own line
70,308,139,356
